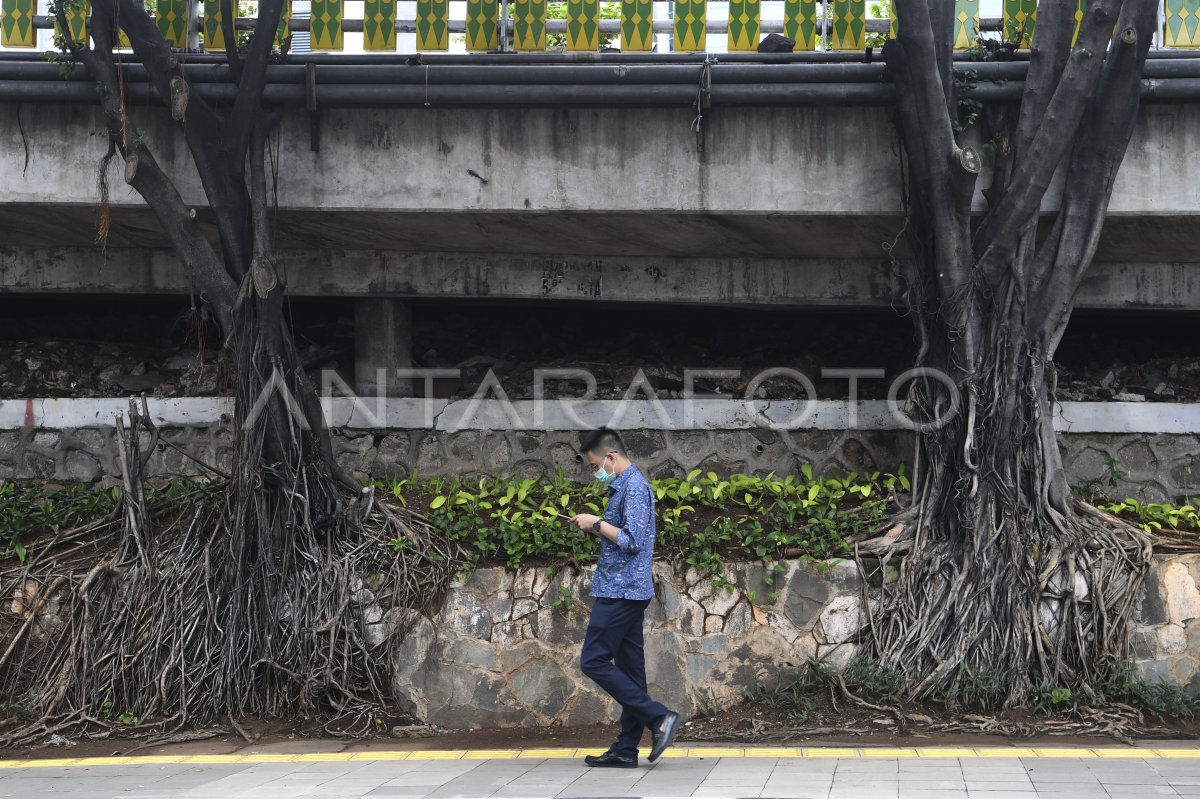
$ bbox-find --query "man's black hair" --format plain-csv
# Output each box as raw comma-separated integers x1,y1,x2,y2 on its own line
580,427,626,456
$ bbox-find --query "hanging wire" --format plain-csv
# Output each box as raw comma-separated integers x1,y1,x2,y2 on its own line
691,53,714,152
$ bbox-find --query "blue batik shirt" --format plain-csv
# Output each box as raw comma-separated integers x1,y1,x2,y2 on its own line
590,463,656,601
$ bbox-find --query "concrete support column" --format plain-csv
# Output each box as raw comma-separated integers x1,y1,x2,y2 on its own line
354,299,413,397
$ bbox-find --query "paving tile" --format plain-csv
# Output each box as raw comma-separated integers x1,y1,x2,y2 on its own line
1028,773,1105,784
829,784,900,795
839,762,900,769
906,760,964,766
236,788,340,798
965,780,1035,790
1092,774,1173,785
898,771,967,781
644,765,716,778
22,749,1200,799
331,780,408,791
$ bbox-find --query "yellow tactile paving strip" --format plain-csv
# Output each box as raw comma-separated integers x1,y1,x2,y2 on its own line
2,746,1200,767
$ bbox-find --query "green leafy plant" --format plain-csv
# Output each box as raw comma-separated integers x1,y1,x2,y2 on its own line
745,657,904,717
930,666,1008,713
4,466,907,582
377,465,908,577
694,688,722,719
1097,666,1200,720
1030,684,1078,717
744,666,817,723
953,69,983,132
0,479,222,564
549,583,582,621
0,482,120,562
1098,498,1199,534
1103,457,1128,487
842,657,906,704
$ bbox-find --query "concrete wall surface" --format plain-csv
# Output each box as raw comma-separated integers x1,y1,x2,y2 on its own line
1,399,1197,501
4,103,1199,308
8,103,1200,218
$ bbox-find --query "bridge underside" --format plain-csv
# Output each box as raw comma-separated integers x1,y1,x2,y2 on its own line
2,208,1198,311
3,102,1200,312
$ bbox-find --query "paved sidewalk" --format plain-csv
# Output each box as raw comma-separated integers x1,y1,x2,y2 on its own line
3,746,1200,799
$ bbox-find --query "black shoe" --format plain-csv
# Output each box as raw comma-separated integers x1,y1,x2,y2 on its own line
648,711,681,763
584,750,638,768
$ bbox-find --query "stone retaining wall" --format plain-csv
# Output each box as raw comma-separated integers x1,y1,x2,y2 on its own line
1134,555,1200,690
382,555,1200,730
2,425,1197,503
388,559,864,729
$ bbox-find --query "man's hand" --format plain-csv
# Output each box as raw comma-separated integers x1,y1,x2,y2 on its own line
571,513,601,532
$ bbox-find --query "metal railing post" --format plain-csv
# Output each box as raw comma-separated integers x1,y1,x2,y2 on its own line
185,0,201,50
500,0,511,52
821,0,828,51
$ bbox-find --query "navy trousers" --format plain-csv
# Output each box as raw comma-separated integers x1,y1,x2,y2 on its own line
580,597,669,757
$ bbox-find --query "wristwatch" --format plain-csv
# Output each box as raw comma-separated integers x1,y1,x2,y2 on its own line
592,519,602,534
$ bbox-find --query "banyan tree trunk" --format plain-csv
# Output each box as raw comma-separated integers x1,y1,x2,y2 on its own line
860,0,1159,705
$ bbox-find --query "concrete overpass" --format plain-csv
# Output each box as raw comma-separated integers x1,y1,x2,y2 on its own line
3,72,1200,311
2,57,1200,391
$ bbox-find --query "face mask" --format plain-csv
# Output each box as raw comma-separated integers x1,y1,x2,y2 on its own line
594,455,617,485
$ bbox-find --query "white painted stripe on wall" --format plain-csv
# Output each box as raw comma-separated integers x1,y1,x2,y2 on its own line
1,397,1198,434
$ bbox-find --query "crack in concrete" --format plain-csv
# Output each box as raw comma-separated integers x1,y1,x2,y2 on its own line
430,399,451,431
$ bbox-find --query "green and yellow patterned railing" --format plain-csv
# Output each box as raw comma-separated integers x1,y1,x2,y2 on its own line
6,1,1194,54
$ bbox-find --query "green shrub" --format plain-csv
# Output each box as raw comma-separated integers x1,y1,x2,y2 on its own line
380,465,911,573
1098,497,1199,534
1098,666,1200,720
0,479,220,563
744,666,820,722
0,482,121,562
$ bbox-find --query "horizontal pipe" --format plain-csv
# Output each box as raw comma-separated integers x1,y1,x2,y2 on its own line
0,61,707,85
0,62,907,85
3,59,1197,87
1142,59,1200,77
12,77,1198,107
1142,77,1200,99
5,68,1200,107
0,80,707,106
0,58,1195,91
0,79,886,105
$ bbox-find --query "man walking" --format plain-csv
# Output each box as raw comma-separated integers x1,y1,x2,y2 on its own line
571,427,681,768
